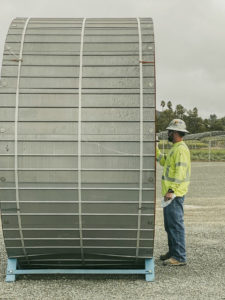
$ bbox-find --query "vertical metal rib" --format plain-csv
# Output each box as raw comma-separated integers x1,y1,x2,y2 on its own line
78,17,86,263
14,17,30,260
136,17,143,258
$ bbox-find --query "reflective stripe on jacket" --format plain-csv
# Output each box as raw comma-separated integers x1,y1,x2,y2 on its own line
156,141,191,196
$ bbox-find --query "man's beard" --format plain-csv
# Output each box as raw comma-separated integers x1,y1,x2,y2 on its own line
168,134,173,142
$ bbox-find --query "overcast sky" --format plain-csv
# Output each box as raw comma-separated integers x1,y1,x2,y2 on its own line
0,0,224,119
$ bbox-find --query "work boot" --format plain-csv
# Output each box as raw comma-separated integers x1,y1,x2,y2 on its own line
163,257,186,266
159,252,170,261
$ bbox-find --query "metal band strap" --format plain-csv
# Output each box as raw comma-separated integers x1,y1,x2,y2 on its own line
78,18,86,262
15,18,30,260
136,17,143,258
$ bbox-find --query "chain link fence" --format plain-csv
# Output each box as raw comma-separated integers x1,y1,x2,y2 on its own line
157,131,225,162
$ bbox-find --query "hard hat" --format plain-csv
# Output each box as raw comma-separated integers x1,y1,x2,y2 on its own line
166,119,189,133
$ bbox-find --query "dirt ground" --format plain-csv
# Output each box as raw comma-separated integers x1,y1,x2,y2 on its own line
0,162,225,300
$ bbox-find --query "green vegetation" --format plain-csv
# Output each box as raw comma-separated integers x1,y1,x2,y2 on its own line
190,149,225,161
157,101,225,161
156,101,225,161
202,136,225,148
157,101,225,133
158,140,225,161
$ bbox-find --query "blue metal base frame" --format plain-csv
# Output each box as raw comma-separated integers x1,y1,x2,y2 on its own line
6,258,154,282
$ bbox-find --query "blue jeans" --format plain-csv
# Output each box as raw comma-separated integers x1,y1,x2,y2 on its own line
163,196,186,262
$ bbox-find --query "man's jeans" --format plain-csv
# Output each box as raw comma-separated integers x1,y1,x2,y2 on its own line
163,196,186,262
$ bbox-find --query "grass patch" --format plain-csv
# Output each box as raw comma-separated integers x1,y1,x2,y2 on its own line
190,149,225,161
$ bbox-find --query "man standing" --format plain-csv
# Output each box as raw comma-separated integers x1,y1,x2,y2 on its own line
156,119,191,266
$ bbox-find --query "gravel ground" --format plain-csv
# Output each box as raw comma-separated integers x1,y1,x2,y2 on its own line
0,162,225,300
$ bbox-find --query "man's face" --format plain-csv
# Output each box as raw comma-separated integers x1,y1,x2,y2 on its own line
168,130,175,142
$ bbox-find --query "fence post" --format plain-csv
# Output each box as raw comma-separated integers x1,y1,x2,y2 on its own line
208,139,211,162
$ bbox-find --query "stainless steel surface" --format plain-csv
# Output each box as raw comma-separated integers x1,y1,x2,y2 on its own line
0,17,155,269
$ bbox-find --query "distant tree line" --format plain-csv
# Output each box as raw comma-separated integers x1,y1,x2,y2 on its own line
156,101,225,133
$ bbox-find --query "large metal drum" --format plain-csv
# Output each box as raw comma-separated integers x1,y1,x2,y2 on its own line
0,17,156,269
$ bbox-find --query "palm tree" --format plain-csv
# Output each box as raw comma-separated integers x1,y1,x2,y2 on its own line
167,101,172,110
160,100,166,112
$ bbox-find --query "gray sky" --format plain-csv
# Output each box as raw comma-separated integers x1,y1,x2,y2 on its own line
0,0,224,118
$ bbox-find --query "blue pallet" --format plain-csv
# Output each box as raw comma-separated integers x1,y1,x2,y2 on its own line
6,258,154,282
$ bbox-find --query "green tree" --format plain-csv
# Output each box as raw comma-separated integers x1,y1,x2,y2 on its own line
209,114,225,130
156,101,224,133
175,104,186,119
156,108,175,132
167,101,172,110
160,100,166,111
185,108,205,133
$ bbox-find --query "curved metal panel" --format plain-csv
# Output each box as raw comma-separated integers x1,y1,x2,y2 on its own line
0,17,156,269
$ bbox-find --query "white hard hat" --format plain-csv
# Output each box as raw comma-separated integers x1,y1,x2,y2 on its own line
166,119,189,133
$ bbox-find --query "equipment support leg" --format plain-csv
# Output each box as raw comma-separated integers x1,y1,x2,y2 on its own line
145,258,154,282
5,258,155,282
6,258,17,282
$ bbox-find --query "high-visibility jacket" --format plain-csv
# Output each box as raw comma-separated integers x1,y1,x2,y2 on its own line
156,141,191,197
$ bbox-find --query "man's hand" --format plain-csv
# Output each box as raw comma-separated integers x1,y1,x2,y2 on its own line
164,192,174,201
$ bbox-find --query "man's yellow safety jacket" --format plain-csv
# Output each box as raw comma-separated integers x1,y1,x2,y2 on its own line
156,141,191,197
